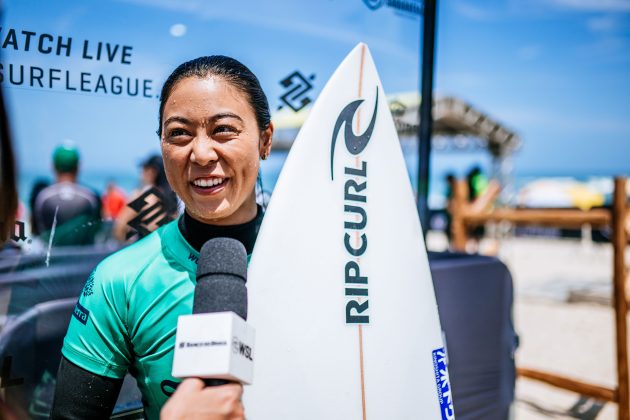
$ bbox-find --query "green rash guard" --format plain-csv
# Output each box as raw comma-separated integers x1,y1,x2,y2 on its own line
62,218,211,419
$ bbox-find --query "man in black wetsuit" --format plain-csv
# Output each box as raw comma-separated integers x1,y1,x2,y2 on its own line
32,143,101,246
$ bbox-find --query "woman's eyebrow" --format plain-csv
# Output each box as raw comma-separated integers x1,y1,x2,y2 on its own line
210,113,244,123
163,113,244,126
163,116,190,126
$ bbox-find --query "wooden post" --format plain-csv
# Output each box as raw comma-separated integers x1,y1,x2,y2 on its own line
517,368,616,402
613,177,629,420
450,180,468,251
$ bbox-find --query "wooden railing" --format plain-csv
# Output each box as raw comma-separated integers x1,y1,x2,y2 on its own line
449,177,629,419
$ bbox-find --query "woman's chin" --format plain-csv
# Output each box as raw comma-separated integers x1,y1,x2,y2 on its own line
188,203,229,222
186,198,258,226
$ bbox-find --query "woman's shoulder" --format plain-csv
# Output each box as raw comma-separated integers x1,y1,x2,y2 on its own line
95,223,173,284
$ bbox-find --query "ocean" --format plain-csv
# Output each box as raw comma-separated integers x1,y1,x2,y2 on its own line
16,146,617,213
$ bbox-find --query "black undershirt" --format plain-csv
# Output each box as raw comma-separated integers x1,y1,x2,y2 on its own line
177,205,263,254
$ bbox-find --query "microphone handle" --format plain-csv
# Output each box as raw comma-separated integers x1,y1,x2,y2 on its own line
203,378,232,387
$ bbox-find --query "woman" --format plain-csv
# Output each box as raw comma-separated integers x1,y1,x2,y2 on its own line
52,56,273,419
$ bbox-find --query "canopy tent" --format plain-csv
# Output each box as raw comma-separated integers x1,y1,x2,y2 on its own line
273,92,520,154
272,92,521,202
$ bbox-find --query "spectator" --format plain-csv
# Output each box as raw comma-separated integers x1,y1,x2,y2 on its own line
28,177,51,236
467,166,489,202
32,142,102,246
0,86,17,246
444,173,456,242
112,154,178,242
102,180,127,221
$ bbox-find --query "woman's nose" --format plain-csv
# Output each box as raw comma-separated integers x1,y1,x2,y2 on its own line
190,136,219,166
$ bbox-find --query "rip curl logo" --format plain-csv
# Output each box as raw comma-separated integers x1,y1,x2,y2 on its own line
331,87,378,324
330,86,378,180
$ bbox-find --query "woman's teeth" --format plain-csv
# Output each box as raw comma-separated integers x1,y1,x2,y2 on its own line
193,178,225,188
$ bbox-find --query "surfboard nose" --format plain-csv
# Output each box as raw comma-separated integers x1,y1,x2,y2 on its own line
245,43,449,419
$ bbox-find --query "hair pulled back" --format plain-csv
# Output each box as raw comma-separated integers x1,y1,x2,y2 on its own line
157,56,270,137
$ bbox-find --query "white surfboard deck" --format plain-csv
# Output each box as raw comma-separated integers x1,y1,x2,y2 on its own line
245,43,454,420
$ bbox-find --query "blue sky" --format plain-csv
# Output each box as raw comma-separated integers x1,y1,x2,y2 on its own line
2,0,420,176
435,0,630,176
2,0,629,187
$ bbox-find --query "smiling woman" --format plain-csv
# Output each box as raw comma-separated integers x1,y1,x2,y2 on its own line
161,75,271,225
51,56,272,420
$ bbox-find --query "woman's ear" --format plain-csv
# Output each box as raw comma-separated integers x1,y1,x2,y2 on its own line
259,122,274,160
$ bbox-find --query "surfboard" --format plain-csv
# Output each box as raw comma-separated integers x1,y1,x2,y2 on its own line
245,43,454,420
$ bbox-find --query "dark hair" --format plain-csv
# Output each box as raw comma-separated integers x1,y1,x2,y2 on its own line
157,55,270,137
140,154,178,214
0,84,18,244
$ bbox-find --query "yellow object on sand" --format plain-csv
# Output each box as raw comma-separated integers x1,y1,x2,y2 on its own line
568,185,605,211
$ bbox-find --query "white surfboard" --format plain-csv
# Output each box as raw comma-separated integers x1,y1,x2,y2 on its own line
245,43,454,420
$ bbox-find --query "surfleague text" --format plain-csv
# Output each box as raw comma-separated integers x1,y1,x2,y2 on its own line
0,64,155,98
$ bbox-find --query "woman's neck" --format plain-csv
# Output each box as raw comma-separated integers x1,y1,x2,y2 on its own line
178,206,263,254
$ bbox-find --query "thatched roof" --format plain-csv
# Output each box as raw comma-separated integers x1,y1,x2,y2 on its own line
272,92,521,157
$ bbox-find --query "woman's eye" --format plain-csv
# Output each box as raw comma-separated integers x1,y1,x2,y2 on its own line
167,128,190,140
213,125,239,135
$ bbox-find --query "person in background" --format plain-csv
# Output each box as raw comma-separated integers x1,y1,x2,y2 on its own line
0,89,17,246
0,80,23,420
102,179,127,221
444,172,456,243
28,177,51,236
467,166,489,203
465,165,502,254
112,154,179,242
32,142,102,246
465,166,487,251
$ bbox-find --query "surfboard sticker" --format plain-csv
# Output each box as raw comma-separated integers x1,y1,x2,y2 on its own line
433,347,455,420
246,43,451,419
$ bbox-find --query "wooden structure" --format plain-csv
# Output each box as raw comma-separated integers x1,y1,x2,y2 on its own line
450,177,629,419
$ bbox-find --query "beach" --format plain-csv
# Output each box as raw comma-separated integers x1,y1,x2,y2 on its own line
428,233,623,419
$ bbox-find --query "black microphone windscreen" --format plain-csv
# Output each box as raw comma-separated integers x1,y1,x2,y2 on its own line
193,238,248,320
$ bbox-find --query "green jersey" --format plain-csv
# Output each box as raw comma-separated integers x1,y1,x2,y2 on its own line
62,218,202,419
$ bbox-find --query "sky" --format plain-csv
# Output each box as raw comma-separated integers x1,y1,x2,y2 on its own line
1,0,629,189
435,0,630,176
1,0,420,176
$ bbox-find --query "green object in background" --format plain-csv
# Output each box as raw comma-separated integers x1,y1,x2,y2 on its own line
471,173,489,199
52,143,80,172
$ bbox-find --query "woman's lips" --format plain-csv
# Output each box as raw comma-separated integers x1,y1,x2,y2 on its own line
190,178,229,196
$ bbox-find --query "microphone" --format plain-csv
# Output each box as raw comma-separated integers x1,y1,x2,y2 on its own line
172,238,255,386
194,237,248,321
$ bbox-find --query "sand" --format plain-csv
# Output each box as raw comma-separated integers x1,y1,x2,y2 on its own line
426,233,626,419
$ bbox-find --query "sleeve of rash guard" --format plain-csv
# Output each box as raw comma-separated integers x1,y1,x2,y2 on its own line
61,260,132,379
51,356,124,420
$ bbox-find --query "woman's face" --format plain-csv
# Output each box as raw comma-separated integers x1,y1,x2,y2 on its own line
160,76,272,225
